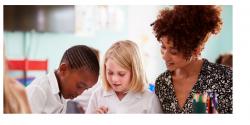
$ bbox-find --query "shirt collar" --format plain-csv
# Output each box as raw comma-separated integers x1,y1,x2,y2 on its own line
48,71,60,95
103,89,143,99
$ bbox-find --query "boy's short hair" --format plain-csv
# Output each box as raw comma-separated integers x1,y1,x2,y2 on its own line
60,45,99,76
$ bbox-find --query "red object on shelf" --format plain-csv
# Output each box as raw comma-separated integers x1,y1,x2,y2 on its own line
7,59,48,71
7,59,48,86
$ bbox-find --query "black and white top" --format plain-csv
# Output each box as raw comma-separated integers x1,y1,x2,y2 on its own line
155,59,232,113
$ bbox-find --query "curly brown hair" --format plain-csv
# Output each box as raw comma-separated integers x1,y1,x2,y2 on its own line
151,5,223,58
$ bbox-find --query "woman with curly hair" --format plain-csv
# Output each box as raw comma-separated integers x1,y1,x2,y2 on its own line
151,5,232,113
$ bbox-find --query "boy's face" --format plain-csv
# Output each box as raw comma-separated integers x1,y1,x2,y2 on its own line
59,64,98,99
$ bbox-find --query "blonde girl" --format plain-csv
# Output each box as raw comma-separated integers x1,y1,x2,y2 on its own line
86,40,162,113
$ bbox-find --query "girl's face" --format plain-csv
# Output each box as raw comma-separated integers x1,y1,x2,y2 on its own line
160,36,192,71
105,58,131,93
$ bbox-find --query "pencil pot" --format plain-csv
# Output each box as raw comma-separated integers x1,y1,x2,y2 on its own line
192,92,218,114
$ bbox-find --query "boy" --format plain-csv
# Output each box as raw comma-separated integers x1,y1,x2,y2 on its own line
26,45,99,113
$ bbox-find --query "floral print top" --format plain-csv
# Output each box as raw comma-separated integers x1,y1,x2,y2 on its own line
155,59,232,113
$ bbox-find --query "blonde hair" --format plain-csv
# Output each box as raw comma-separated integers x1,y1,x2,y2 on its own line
4,57,31,113
102,40,147,93
4,76,31,113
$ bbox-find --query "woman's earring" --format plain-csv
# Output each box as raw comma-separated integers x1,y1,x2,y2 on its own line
186,56,192,62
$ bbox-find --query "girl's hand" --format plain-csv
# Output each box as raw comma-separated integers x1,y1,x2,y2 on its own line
96,106,108,114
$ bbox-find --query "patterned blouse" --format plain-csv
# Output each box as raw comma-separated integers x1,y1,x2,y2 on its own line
155,59,232,113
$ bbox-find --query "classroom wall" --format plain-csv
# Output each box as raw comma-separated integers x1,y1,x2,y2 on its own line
202,5,233,62
5,6,128,72
4,5,232,84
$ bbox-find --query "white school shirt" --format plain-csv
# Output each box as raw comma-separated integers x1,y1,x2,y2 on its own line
86,87,162,113
73,81,101,111
26,72,67,113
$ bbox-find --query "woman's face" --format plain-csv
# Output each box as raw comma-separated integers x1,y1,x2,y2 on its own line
105,58,131,93
160,36,191,71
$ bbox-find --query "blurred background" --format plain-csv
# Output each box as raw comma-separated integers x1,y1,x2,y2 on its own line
3,5,232,87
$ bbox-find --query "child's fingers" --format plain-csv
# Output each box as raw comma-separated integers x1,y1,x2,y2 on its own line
102,107,108,113
96,106,108,114
96,108,105,114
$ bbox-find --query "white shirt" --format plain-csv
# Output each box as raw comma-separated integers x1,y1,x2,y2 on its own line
73,81,101,111
26,72,67,113
86,87,162,113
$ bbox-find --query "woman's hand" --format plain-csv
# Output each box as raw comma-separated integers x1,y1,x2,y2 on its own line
96,106,108,114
